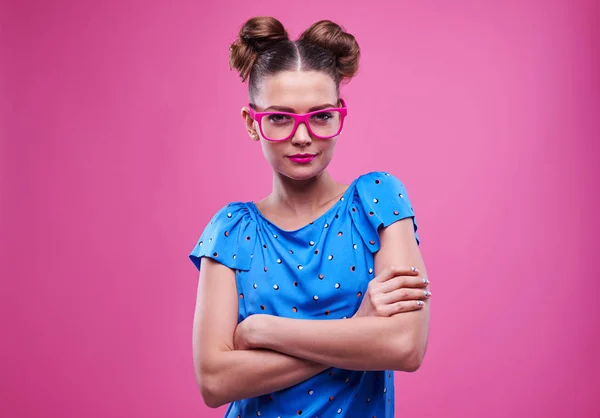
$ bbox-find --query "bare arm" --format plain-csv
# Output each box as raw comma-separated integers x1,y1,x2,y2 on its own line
193,257,330,409
238,218,431,372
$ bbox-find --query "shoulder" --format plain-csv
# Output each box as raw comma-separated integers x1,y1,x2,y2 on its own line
205,201,252,228
188,201,258,271
354,171,411,197
350,170,420,251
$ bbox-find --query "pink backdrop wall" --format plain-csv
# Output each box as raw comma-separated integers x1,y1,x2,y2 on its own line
1,0,598,417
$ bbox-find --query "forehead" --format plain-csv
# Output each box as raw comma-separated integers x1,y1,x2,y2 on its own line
256,71,337,110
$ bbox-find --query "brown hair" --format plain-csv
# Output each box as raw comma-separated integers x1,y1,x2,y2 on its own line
229,16,360,102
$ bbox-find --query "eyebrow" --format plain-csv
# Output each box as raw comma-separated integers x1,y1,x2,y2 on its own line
264,103,337,112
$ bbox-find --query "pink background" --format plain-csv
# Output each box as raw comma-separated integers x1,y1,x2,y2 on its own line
1,0,599,417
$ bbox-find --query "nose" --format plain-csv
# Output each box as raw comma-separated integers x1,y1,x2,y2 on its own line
290,122,312,146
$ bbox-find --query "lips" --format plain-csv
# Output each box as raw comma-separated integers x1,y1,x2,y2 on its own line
287,153,317,164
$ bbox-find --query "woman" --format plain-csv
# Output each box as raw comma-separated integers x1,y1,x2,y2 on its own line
189,16,432,418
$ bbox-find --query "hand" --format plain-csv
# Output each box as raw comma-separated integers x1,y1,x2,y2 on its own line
353,265,431,318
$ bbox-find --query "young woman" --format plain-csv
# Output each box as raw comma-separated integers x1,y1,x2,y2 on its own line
189,16,432,418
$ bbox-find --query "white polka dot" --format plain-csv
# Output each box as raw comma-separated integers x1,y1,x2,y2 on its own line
335,283,340,289
308,390,314,395
328,255,334,260
253,283,257,289
384,387,387,393
313,295,319,301
298,265,303,270
337,409,342,414
309,240,315,246
373,198,378,203
274,234,278,238
324,223,329,228
273,284,279,290
368,268,373,274
227,212,232,218
199,241,203,246
277,259,282,264
353,244,357,250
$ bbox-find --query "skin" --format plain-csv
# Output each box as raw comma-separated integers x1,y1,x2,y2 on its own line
193,69,431,408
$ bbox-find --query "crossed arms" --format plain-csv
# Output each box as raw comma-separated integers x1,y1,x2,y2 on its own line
192,218,431,408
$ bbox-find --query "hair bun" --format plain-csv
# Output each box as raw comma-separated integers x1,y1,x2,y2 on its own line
229,16,290,82
299,20,360,81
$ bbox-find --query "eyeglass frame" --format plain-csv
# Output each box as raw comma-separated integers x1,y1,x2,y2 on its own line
247,98,348,142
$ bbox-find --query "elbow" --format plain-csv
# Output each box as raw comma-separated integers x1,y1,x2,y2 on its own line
199,381,223,409
393,336,427,372
195,347,238,408
403,346,425,372
196,369,227,409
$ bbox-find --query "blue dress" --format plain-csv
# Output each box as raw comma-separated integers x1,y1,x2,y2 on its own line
189,171,420,418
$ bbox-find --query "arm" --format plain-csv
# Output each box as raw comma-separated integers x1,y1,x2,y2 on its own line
240,218,431,372
193,257,330,409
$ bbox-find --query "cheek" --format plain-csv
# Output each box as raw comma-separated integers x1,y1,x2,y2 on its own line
320,140,338,158
259,141,283,164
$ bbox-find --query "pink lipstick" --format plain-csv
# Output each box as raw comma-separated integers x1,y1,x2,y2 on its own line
287,154,316,164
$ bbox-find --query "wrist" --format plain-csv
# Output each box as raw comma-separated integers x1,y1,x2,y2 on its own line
245,314,272,349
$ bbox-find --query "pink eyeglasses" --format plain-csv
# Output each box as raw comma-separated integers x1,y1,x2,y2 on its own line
248,98,348,142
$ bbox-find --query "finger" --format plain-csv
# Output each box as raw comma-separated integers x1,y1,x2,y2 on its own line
381,287,432,304
379,275,430,293
388,299,426,315
373,265,420,283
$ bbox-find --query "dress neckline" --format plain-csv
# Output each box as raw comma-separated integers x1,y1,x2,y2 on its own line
248,178,358,234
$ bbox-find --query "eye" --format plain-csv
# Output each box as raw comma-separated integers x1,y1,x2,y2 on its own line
311,112,333,121
267,114,292,124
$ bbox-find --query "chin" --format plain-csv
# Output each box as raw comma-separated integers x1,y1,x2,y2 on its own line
282,162,330,181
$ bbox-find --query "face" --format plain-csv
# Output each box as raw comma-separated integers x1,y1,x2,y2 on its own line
241,70,341,181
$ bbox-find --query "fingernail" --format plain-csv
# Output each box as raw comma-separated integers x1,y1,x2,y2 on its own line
424,290,431,297
417,300,423,306
422,277,429,284
410,266,416,272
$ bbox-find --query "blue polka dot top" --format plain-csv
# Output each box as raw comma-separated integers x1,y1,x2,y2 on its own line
189,171,420,418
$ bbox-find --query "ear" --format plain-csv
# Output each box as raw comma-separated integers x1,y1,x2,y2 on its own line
241,106,259,141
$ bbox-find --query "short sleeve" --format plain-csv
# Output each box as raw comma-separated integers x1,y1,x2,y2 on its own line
350,171,420,252
188,202,258,272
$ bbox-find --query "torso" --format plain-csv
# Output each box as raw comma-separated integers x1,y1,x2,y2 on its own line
188,170,415,418
229,175,395,417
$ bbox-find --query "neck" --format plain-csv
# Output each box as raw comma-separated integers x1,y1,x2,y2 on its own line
268,170,341,217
